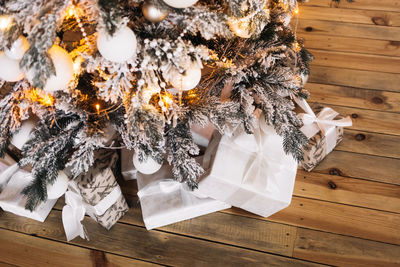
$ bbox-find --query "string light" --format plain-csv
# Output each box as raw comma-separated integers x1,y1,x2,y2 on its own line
294,7,299,15
95,104,100,114
73,56,84,74
0,16,12,31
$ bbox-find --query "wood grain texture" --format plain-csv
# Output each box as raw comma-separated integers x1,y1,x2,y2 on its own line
307,83,400,113
309,66,400,93
297,19,400,41
338,129,400,159
294,170,400,213
299,6,400,26
0,228,157,267
294,228,400,267
312,150,400,185
0,211,322,267
310,49,400,74
299,33,400,57
224,196,400,245
303,0,400,13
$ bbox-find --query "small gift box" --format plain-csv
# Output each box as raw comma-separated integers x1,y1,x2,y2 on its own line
121,148,138,181
190,121,216,148
137,161,231,230
0,165,57,222
294,98,352,171
62,150,129,241
196,116,298,218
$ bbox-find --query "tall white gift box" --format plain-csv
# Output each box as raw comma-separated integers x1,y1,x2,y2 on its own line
137,161,231,230
196,116,298,218
0,167,57,222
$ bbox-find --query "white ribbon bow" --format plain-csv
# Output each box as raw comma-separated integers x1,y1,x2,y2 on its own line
294,98,352,152
62,182,122,241
0,163,20,192
231,118,283,192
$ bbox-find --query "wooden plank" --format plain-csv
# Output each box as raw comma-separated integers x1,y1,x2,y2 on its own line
53,192,297,257
297,19,400,41
0,228,157,267
312,150,400,185
302,0,400,13
299,33,400,57
0,211,322,267
224,196,400,245
309,66,400,93
306,83,400,113
309,49,400,74
299,6,400,26
294,228,400,267
314,104,400,136
294,170,400,213
338,129,400,159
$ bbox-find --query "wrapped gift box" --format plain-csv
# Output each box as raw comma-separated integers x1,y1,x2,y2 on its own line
190,121,216,148
196,116,298,218
295,98,352,171
121,148,138,181
62,150,129,241
137,161,231,230
0,167,56,222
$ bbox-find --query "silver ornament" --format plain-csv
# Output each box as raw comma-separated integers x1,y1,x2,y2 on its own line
142,1,169,23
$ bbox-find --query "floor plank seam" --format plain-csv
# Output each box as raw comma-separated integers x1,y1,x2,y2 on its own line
0,226,167,267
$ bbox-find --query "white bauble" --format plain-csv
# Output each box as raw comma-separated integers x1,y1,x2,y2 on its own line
167,65,202,91
46,171,69,199
0,52,24,82
142,1,169,22
133,153,162,175
26,45,74,92
228,20,252,38
5,36,29,60
162,0,198,8
97,26,137,63
11,117,37,150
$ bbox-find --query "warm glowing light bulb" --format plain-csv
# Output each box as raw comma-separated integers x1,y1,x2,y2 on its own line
65,5,76,19
96,104,100,114
294,8,299,15
0,16,13,31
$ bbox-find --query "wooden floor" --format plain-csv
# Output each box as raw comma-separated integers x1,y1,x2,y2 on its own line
1,1,400,266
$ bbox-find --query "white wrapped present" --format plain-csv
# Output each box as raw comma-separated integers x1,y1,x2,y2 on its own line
196,116,298,218
0,166,57,222
137,162,231,230
190,121,216,148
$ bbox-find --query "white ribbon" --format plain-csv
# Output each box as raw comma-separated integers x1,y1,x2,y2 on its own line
231,118,283,193
62,182,122,241
294,98,352,153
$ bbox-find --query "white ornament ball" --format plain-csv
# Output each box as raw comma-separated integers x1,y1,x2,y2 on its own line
0,52,24,82
5,36,29,60
162,0,198,8
46,171,69,199
228,20,252,38
26,45,74,92
11,117,37,150
97,26,137,63
133,153,162,175
167,65,202,91
142,1,169,22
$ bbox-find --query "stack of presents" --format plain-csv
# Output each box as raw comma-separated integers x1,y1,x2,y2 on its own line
0,99,352,241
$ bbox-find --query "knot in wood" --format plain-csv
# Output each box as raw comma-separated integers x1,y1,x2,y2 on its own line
355,133,366,141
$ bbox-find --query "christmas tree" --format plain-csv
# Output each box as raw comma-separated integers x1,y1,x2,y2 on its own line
0,0,312,211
